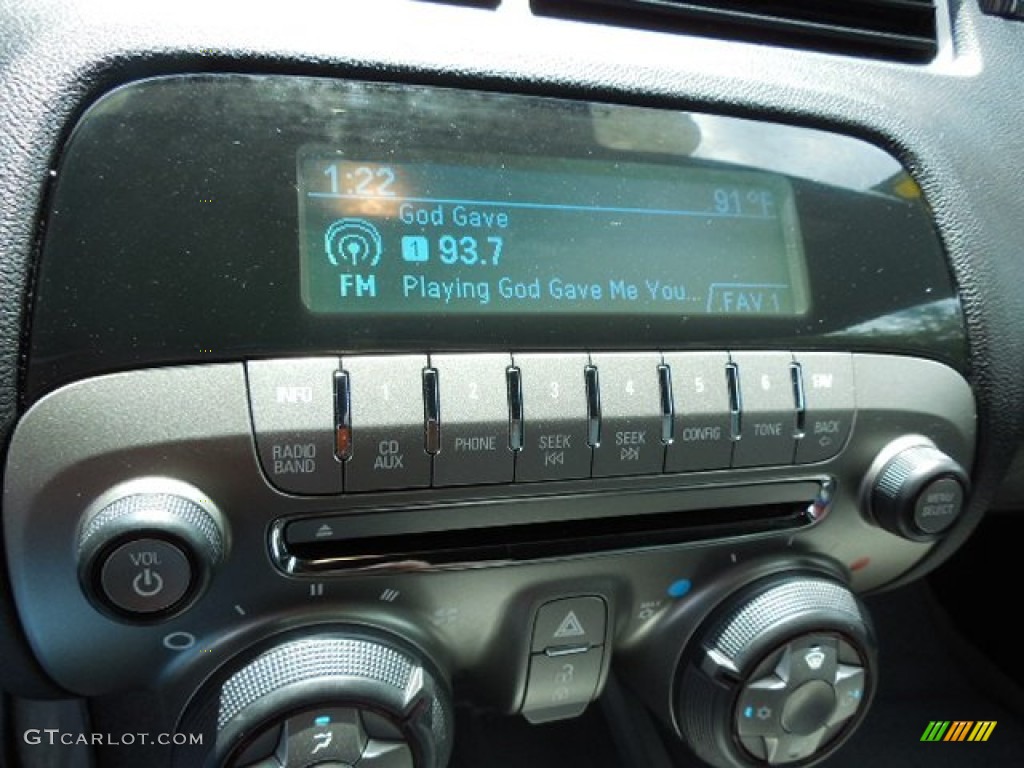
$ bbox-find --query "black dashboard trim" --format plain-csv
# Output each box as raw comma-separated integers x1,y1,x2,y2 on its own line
0,0,1021,701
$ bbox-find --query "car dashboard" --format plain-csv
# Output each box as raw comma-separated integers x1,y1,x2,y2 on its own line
1,1,1024,767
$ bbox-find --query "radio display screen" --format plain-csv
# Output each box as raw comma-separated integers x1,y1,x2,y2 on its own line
297,153,809,316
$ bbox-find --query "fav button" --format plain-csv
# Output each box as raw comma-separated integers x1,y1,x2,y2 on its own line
793,352,855,464
99,538,192,615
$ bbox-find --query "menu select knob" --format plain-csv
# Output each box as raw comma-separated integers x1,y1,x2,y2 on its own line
868,439,969,541
77,478,226,620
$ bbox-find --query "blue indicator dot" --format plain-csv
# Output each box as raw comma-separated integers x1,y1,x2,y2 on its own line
851,689,862,700
667,579,692,598
744,706,754,719
314,715,332,727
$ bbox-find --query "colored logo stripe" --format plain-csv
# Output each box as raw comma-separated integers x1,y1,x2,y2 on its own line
945,721,973,741
969,722,997,742
920,720,996,742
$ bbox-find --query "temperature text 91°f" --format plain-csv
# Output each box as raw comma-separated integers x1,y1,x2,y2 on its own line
713,188,777,218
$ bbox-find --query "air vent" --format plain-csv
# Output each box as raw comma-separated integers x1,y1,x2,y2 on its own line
532,0,939,62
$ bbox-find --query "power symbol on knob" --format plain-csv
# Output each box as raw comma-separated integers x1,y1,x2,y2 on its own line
78,480,227,622
132,568,165,598
98,539,192,616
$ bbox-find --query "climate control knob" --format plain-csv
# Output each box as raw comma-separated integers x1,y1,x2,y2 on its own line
77,478,226,620
193,629,453,768
676,574,874,768
867,438,969,541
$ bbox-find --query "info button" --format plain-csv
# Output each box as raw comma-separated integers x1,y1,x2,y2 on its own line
247,358,343,495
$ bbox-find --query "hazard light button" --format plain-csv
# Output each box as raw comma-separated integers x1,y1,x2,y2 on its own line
532,596,607,652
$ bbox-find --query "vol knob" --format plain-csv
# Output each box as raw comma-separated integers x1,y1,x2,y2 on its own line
77,478,226,620
868,438,969,541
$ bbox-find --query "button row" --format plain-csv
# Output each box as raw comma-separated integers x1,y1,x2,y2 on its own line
246,351,854,495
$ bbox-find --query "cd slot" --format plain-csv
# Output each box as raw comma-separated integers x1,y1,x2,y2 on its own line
274,501,816,574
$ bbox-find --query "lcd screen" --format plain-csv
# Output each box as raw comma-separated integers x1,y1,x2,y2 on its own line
298,152,809,316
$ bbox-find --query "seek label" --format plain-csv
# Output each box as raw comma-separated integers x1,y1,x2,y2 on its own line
590,353,666,478
515,353,592,482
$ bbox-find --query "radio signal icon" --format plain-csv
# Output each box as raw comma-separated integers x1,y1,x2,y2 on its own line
324,218,383,268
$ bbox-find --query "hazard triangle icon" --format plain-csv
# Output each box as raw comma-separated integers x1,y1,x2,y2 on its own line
553,610,586,639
